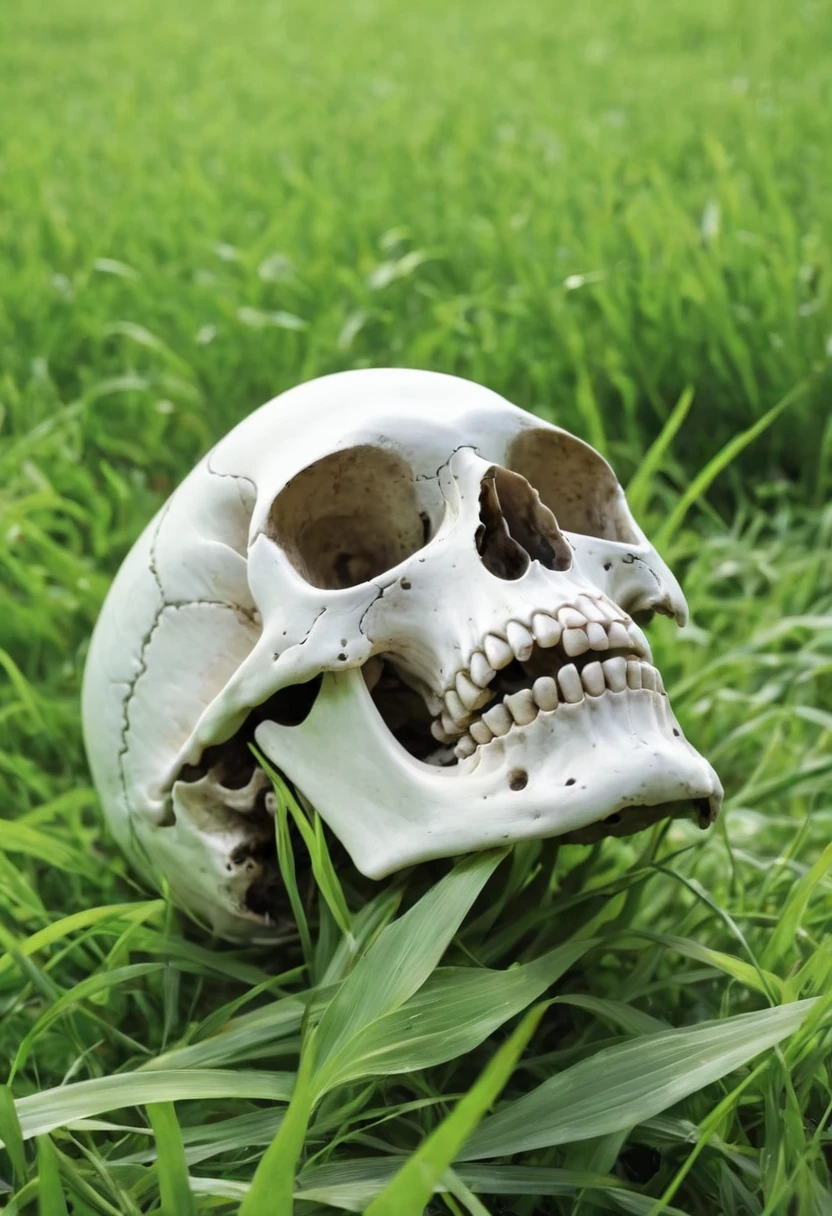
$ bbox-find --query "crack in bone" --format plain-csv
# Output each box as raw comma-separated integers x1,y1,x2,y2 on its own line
117,597,260,824
116,498,172,834
205,449,258,513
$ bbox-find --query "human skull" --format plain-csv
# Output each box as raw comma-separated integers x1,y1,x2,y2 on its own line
82,369,722,941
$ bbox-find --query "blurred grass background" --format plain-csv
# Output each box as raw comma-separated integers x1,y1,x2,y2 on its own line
1,0,831,1212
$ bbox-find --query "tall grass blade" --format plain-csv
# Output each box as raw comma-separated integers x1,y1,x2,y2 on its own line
35,1136,68,1216
626,384,695,517
655,381,807,546
312,849,506,1094
0,1084,27,1184
8,1070,294,1142
316,938,595,1088
147,1103,196,1216
365,1002,547,1215
460,1000,818,1159
239,1040,316,1216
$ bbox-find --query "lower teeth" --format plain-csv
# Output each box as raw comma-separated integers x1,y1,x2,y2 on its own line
451,659,665,757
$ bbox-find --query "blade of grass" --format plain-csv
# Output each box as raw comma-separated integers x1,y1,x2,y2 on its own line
146,1103,196,1216
761,841,832,972
0,902,164,983
257,752,352,938
365,1002,548,1215
460,1000,818,1160
314,938,595,1089
238,1036,316,1216
10,963,165,1080
0,1084,27,1184
312,849,507,1094
656,381,807,546
9,1070,294,1142
626,384,695,517
36,1136,68,1216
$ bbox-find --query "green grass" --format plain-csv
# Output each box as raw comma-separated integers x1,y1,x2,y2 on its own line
1,0,831,1212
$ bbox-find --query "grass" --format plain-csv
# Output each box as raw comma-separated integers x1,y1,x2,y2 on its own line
0,0,831,1211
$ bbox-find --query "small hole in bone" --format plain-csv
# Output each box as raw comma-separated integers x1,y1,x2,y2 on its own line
565,777,576,786
400,578,412,590
509,769,528,791
673,728,680,737
477,466,572,581
604,562,612,571
338,652,347,661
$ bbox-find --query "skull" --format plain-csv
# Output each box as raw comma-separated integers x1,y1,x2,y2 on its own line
82,369,722,941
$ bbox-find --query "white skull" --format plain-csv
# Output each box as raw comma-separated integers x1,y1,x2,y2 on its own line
82,369,722,941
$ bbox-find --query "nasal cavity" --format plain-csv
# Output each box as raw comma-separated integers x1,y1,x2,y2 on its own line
476,467,573,581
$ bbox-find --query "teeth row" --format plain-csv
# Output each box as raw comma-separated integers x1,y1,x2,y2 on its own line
434,599,641,741
453,659,664,758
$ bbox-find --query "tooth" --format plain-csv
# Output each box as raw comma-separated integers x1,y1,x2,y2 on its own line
441,711,463,736
606,621,631,650
469,651,496,688
484,633,513,671
596,600,620,622
457,671,490,711
626,659,642,690
470,719,493,745
557,664,583,703
558,607,586,629
562,627,590,657
445,689,471,725
641,665,658,691
603,656,627,691
532,613,562,648
483,703,513,736
586,622,609,650
506,689,537,725
533,676,558,711
506,621,534,661
581,660,605,696
627,624,646,651
455,735,476,759
655,670,665,694
432,719,455,743
576,595,606,624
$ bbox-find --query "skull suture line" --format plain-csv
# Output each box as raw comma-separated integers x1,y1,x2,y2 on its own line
82,369,722,941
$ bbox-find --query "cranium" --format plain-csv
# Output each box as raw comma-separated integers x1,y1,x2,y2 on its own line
82,369,722,941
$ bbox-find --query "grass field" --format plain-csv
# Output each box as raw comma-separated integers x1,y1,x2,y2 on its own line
1,0,832,1212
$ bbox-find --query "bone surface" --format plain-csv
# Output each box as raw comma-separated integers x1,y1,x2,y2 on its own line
82,368,722,941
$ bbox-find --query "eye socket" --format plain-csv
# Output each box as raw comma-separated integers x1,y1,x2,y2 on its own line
509,428,639,543
268,445,429,589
